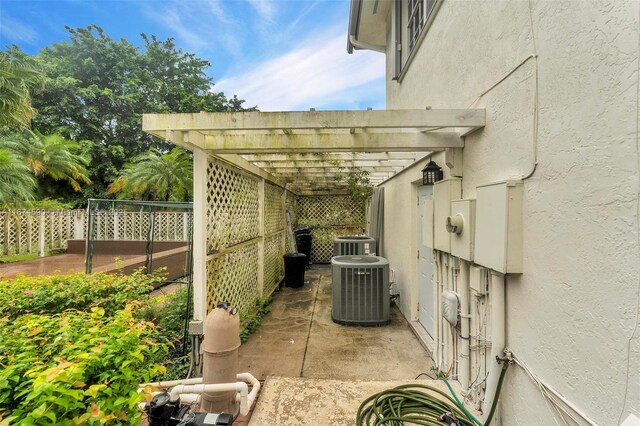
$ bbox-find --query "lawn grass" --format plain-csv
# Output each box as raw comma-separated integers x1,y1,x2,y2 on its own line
0,249,66,263
0,253,39,263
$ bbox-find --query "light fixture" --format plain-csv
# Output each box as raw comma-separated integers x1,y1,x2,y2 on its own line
422,160,443,185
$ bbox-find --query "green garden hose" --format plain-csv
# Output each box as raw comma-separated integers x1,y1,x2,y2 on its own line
356,364,510,426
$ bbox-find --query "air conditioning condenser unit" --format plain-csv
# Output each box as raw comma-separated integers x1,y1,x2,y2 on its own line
331,255,390,326
333,236,377,256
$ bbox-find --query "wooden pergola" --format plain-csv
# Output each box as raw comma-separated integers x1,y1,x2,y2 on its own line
143,108,485,195
142,108,485,321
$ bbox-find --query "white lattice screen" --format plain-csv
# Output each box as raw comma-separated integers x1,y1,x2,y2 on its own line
0,210,192,257
205,159,287,314
0,211,85,256
296,196,366,263
207,243,259,314
206,161,260,253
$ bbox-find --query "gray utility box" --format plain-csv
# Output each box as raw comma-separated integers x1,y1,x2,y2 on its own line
331,255,390,326
333,236,377,257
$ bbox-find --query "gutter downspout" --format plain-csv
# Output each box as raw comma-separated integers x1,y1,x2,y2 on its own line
482,271,506,423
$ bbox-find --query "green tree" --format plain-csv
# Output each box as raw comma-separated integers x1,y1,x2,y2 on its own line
108,147,192,201
0,51,45,129
0,130,91,198
30,25,250,201
0,148,36,208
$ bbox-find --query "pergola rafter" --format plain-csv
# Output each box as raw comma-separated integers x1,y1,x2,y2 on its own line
143,109,485,196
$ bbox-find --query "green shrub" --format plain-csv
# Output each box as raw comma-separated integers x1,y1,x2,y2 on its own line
240,296,272,343
0,306,167,425
0,270,159,319
138,288,191,381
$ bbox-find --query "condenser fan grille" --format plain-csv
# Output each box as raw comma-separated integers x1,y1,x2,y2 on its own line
338,267,385,322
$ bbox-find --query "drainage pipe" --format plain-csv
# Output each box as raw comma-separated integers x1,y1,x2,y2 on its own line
458,259,471,392
482,271,506,422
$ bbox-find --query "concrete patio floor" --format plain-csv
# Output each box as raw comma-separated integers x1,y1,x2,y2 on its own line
238,264,435,381
237,264,439,425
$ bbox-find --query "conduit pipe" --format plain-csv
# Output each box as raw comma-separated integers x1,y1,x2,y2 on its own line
482,271,506,422
458,259,471,392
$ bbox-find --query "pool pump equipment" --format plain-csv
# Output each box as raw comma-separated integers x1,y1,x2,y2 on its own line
142,302,260,426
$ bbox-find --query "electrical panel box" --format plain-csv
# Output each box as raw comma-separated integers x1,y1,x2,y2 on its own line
433,178,462,253
450,199,476,261
469,265,488,296
473,181,523,274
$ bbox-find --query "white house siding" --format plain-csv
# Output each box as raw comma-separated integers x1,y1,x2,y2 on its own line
380,0,639,424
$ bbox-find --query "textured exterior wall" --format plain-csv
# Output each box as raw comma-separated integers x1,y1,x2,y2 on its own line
380,0,640,423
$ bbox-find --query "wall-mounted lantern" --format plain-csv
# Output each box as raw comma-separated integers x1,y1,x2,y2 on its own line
422,160,443,185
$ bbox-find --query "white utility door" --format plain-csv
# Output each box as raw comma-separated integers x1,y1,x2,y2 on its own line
418,185,434,337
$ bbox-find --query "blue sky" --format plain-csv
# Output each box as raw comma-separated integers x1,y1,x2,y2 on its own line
0,0,386,111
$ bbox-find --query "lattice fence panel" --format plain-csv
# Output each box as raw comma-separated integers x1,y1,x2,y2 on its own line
3,213,19,255
311,227,365,263
264,183,284,236
152,212,190,241
296,196,365,228
207,242,260,314
93,211,115,240
206,160,260,252
264,232,285,296
285,191,297,227
0,211,84,255
295,196,366,263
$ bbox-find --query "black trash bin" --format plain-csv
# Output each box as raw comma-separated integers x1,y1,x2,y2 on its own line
296,238,312,266
294,227,313,266
283,253,307,288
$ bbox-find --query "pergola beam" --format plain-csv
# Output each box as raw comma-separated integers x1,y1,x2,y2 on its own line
261,167,401,173
242,152,427,162
202,132,463,153
251,160,415,168
143,109,485,132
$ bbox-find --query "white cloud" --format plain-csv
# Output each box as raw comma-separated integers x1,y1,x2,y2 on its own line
247,0,276,21
0,15,39,45
214,28,386,111
142,0,242,55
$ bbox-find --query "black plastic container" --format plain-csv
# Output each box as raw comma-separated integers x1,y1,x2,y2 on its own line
294,227,313,265
283,253,307,288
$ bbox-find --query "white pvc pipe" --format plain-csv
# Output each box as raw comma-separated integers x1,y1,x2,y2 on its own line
483,271,506,422
237,372,261,405
458,260,471,392
139,377,203,389
159,372,260,417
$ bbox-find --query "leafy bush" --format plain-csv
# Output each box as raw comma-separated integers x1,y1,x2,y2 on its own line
0,306,167,425
138,287,191,381
0,270,159,319
240,296,272,343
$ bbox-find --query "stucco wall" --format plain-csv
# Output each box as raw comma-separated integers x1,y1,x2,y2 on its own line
380,0,640,424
